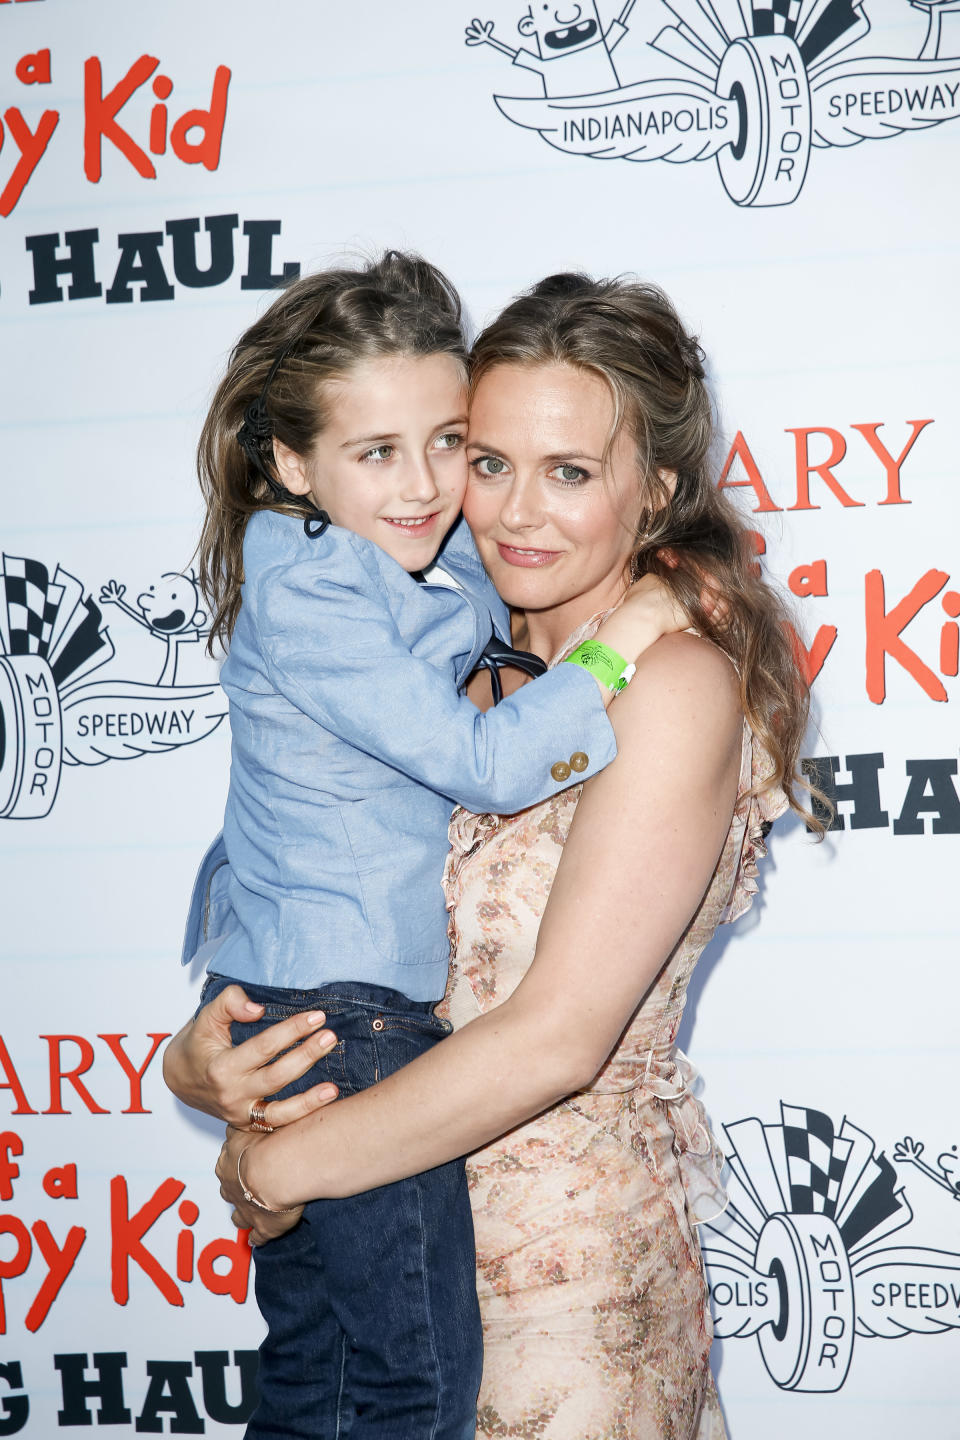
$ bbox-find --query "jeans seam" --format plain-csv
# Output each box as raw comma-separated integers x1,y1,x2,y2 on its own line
415,1174,443,1440
334,1329,347,1440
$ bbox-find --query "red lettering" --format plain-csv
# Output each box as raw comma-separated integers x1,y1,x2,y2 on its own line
0,1039,36,1116
865,568,949,704
43,1163,78,1200
717,432,781,512
0,1134,22,1201
789,560,828,597
745,528,766,577
787,427,863,510
789,624,838,685
110,1176,184,1306
169,65,231,171
0,106,59,218
83,54,159,183
0,1216,31,1334
851,420,932,506
197,1229,252,1304
942,591,960,678
15,49,51,85
98,1034,170,1114
24,1221,85,1332
41,1036,109,1115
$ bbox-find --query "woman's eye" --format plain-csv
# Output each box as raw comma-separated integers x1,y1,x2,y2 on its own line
434,432,463,451
471,456,507,477
362,445,394,463
551,463,588,485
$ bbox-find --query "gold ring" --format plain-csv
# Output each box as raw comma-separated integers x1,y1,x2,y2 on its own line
249,1098,274,1133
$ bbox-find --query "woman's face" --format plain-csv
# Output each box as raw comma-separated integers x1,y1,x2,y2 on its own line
464,362,645,620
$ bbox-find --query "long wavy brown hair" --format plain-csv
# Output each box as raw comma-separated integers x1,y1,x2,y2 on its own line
471,273,825,833
196,252,468,650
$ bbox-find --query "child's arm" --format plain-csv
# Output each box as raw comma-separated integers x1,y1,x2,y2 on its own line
256,559,674,815
219,634,744,1237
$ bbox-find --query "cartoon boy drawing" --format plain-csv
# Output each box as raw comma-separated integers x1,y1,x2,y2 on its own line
894,1136,960,1200
99,570,209,686
466,2,636,97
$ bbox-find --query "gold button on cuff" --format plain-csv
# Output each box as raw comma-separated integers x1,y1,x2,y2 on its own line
551,761,572,782
569,751,589,772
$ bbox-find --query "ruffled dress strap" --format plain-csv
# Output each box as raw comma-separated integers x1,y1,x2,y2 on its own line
721,726,789,926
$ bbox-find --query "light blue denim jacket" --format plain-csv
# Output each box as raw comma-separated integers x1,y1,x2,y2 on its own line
181,509,616,1000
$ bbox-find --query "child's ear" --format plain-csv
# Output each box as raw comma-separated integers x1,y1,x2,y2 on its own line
272,439,312,496
518,9,536,37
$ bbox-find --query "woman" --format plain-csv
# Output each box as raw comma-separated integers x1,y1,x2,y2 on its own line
166,272,817,1439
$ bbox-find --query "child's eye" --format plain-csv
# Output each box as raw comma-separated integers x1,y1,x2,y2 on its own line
361,444,394,463
549,463,589,486
470,455,508,478
433,432,464,451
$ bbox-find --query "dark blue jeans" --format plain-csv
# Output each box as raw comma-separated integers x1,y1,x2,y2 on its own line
201,974,481,1440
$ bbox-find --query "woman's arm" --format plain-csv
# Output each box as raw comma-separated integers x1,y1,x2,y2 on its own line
223,632,743,1230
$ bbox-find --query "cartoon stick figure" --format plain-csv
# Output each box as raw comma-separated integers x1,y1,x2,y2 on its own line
894,1136,960,1199
466,2,636,98
99,571,209,686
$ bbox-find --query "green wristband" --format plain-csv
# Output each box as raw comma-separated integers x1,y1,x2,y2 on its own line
564,641,636,694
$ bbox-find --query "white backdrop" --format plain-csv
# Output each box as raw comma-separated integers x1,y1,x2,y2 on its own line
1,0,958,1433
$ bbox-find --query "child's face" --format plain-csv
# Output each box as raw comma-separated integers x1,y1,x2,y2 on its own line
279,353,468,573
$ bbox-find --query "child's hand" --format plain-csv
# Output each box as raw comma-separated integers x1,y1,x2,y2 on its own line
590,575,690,702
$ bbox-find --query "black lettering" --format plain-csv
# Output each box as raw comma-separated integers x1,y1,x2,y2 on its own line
135,1361,203,1434
105,233,175,304
26,229,101,305
240,220,299,290
55,1353,131,1426
165,214,238,288
894,759,960,834
0,1362,27,1437
802,753,889,831
193,1351,257,1425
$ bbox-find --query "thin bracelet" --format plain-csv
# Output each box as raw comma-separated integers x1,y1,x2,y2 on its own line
237,1145,300,1215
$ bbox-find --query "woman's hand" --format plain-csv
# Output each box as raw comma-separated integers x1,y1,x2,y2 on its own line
162,983,340,1128
217,1125,304,1246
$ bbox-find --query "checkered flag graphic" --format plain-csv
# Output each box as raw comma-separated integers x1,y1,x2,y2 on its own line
1,554,113,688
782,1103,846,1215
752,0,803,36
3,556,58,657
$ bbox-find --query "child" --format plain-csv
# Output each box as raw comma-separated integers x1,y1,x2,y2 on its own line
176,252,677,1440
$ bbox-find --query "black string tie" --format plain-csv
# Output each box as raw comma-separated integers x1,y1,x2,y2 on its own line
475,635,547,706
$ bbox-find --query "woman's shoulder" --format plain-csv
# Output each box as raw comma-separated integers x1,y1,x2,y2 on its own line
613,631,742,761
634,629,740,699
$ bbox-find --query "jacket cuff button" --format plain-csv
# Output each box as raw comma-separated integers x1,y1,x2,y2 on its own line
569,751,588,772
551,761,572,782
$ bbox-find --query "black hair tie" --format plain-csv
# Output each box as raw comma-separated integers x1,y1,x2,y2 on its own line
236,345,331,539
474,635,547,706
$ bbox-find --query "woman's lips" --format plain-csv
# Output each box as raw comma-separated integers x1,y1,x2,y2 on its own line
495,542,560,568
381,512,440,537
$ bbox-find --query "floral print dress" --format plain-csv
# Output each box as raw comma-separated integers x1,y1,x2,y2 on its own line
439,619,787,1439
